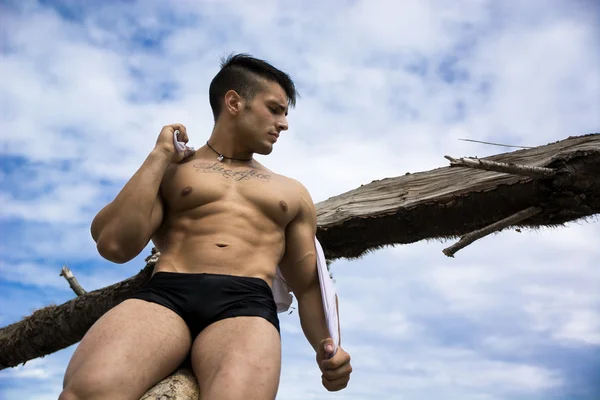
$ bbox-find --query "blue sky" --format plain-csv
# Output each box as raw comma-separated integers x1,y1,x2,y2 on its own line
1,0,599,399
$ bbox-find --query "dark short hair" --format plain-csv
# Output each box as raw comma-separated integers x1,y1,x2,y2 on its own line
209,53,298,121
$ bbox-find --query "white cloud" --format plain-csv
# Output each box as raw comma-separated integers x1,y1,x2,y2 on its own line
279,339,563,400
1,0,599,399
0,184,100,224
0,345,75,400
0,254,149,295
553,309,600,345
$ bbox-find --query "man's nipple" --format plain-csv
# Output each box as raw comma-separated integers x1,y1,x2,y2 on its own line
181,187,193,197
279,200,288,212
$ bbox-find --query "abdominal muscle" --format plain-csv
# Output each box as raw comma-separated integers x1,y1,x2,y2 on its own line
150,206,287,287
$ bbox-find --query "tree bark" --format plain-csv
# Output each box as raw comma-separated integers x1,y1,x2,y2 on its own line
316,133,600,259
139,363,199,400
0,263,154,370
1,134,599,377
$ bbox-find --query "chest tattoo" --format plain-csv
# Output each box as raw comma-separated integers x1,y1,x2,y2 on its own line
193,162,272,182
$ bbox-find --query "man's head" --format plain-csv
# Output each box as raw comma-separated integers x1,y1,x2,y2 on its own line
208,53,298,155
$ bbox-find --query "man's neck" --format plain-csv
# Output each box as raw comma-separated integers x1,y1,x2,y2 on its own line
206,125,254,162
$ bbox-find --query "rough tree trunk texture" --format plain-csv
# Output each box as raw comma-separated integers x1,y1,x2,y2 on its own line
316,133,600,259
1,134,599,399
0,262,154,369
139,363,199,400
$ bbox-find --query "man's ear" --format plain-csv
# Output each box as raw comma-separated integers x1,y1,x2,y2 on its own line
224,90,243,115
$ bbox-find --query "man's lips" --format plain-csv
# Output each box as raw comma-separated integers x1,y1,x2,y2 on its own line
269,132,279,140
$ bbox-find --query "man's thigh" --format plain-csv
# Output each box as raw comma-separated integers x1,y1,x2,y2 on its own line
62,299,192,400
191,316,281,400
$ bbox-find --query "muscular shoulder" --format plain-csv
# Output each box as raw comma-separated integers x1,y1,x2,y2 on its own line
279,176,316,224
265,167,311,201
287,178,313,203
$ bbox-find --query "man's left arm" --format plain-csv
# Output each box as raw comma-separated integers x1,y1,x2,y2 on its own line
278,182,352,392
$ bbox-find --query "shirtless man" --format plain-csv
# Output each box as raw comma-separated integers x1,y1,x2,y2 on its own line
58,54,352,400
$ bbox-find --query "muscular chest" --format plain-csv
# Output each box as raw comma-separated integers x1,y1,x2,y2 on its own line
161,159,298,226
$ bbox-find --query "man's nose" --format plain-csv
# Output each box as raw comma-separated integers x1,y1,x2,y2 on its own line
277,118,288,132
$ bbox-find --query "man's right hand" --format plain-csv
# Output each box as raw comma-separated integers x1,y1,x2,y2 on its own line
154,123,195,163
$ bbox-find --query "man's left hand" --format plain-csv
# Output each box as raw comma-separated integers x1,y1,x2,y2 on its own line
316,338,352,391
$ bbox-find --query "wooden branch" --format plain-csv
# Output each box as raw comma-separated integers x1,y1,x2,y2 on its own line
0,259,155,370
443,206,543,257
60,265,87,296
317,134,599,259
1,134,599,370
140,364,199,400
444,155,557,178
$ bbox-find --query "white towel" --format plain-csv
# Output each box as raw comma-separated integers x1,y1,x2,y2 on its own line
174,131,340,355
173,130,195,153
271,238,339,354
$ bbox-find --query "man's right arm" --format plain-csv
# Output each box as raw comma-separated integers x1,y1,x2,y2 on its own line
91,124,193,264
91,149,170,263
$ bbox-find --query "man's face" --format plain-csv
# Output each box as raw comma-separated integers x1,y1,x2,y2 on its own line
237,80,289,155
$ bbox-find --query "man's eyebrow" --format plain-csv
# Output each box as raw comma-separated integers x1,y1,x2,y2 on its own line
269,100,288,116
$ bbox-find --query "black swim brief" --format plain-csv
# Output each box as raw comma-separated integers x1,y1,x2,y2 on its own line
130,271,280,338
